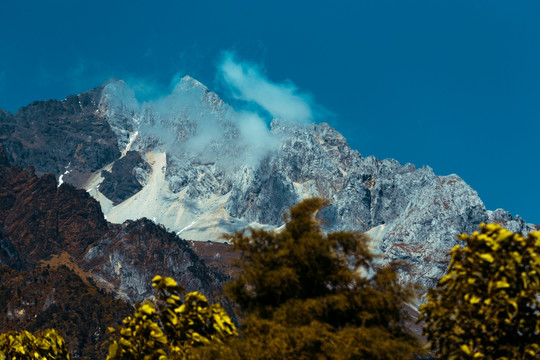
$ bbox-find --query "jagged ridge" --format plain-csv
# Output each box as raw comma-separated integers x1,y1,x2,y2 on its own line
0,78,535,291
0,146,233,358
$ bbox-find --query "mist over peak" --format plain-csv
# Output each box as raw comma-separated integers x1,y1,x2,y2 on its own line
98,71,283,172
1,63,536,298
218,51,318,124
176,75,207,90
100,80,139,116
96,52,328,170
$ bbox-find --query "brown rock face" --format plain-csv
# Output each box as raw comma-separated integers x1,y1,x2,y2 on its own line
83,219,228,303
0,88,121,187
0,265,133,360
56,184,110,256
188,240,238,279
0,146,235,357
0,160,108,263
0,145,228,298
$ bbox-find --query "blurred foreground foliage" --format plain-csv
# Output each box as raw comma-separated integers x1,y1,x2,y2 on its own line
216,198,423,359
0,328,70,360
9,200,540,359
106,275,237,360
420,223,540,360
0,199,424,359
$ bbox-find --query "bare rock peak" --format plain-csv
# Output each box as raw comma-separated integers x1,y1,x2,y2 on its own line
0,75,536,291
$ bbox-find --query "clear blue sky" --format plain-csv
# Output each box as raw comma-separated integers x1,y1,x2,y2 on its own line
0,0,538,224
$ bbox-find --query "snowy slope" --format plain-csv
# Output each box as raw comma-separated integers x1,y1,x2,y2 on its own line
76,76,536,289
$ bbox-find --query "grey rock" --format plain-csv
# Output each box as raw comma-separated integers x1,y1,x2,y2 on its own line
82,219,224,303
220,120,496,288
99,79,140,152
80,78,540,288
0,234,24,270
0,87,121,187
487,209,535,234
99,151,151,205
2,76,536,293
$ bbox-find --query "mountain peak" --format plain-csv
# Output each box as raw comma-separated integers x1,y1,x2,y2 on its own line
1,80,536,293
173,75,208,94
180,75,206,87
102,77,126,87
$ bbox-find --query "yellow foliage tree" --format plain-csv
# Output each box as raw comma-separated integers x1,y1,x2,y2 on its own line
420,223,540,360
106,275,237,360
0,328,70,360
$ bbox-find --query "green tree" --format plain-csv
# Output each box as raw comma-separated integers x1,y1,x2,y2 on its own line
220,198,422,359
420,223,540,359
106,275,237,360
0,328,71,360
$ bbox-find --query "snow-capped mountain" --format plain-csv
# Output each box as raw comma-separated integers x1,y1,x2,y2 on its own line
0,77,535,289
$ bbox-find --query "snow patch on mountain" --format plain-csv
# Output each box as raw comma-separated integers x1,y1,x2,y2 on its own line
57,163,72,187
78,75,536,289
89,151,248,240
84,163,115,214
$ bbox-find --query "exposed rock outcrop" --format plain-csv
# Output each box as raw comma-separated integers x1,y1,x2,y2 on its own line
83,218,226,303
0,146,228,303
99,151,151,205
0,87,121,187
0,76,536,291
0,159,107,262
0,265,133,359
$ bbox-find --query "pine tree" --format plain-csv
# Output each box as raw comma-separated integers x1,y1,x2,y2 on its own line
220,198,423,359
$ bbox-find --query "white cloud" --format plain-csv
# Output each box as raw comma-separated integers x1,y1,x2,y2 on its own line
99,53,323,171
237,111,279,165
219,52,315,124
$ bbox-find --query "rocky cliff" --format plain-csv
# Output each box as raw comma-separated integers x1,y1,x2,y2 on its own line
0,78,535,290
0,88,119,187
0,265,133,359
0,146,231,350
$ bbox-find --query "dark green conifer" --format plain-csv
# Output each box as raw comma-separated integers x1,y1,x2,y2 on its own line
220,198,423,359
